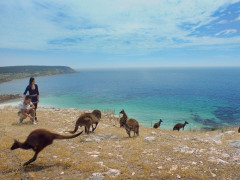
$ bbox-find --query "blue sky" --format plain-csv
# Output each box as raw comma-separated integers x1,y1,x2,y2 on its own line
0,0,240,68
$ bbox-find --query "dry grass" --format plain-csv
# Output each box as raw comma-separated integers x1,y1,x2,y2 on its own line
0,106,239,179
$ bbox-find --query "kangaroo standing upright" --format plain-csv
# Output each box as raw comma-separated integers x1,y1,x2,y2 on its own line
153,119,163,129
119,109,139,137
11,129,83,165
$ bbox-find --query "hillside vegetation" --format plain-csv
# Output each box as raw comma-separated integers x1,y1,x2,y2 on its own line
0,106,239,179
0,66,76,83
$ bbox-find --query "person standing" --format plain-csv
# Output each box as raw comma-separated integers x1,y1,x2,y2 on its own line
18,95,36,124
23,77,39,121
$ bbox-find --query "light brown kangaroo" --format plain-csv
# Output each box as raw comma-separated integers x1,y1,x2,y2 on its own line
67,110,101,134
119,109,139,137
67,112,99,134
10,129,83,166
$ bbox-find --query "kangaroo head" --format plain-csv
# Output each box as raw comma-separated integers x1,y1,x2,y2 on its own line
92,110,101,119
159,119,163,123
119,109,125,114
10,139,20,150
185,121,189,124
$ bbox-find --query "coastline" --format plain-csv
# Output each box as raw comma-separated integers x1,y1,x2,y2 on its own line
0,94,22,104
0,105,239,179
0,71,77,84
0,65,76,84
0,98,238,132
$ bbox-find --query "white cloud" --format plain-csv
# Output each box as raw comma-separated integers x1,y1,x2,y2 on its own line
0,0,240,54
235,15,240,21
215,29,237,36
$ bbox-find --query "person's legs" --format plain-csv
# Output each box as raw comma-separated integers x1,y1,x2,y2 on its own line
33,103,38,121
28,109,35,123
18,112,27,123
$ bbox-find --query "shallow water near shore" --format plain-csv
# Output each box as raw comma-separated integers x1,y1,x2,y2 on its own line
0,67,240,130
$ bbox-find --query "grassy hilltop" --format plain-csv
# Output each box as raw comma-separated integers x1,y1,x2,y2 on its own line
0,66,76,83
0,106,239,179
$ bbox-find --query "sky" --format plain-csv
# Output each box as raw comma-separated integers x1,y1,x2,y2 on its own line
0,0,240,69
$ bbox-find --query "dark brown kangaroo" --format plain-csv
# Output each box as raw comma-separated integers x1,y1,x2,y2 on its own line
173,121,189,131
238,126,240,133
119,109,139,137
10,129,83,166
153,119,163,129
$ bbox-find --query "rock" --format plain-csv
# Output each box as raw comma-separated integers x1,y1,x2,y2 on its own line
229,140,240,148
87,151,100,155
151,131,157,135
224,131,235,135
211,172,216,178
170,165,178,171
144,137,155,142
176,174,181,179
211,139,222,145
60,171,64,175
91,155,99,158
168,134,177,138
132,172,135,176
157,166,163,170
208,157,229,164
173,145,195,154
87,172,104,180
105,169,120,177
221,153,230,158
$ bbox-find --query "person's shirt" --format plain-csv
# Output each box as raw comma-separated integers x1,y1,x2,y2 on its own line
23,84,39,103
18,101,32,113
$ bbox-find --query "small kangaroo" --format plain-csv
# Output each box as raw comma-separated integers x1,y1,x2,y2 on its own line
153,119,163,129
119,109,139,137
238,126,240,133
173,121,189,131
10,129,83,166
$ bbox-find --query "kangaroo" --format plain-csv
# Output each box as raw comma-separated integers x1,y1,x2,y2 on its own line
153,119,163,129
68,112,99,134
173,121,189,131
91,109,102,132
238,126,240,133
119,109,139,137
10,129,83,166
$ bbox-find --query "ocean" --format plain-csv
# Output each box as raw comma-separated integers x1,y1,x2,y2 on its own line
1,67,240,130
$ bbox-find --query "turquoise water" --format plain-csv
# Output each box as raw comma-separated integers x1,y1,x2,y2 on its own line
1,68,240,130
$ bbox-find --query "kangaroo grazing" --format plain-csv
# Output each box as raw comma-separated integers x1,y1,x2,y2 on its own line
119,109,139,137
153,119,163,129
67,110,100,134
173,121,189,131
10,129,83,166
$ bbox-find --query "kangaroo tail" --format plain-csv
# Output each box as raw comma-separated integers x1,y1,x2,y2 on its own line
66,123,79,134
54,131,83,140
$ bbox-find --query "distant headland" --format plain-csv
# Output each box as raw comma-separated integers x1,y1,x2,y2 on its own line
0,65,76,83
